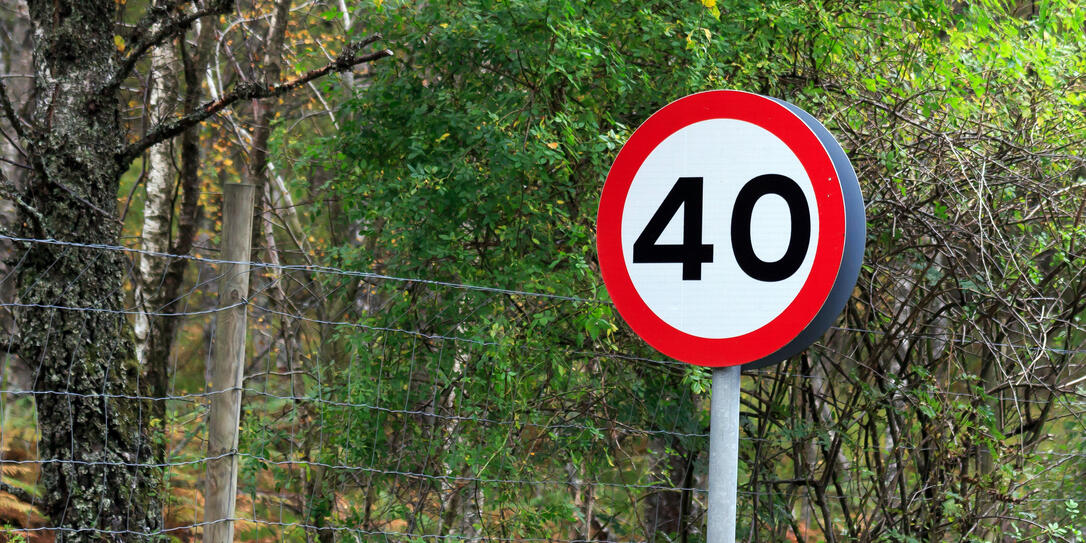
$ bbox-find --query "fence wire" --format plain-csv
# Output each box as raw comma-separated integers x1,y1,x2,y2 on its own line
0,234,1083,542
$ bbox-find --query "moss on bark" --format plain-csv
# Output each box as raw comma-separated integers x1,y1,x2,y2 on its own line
16,1,163,540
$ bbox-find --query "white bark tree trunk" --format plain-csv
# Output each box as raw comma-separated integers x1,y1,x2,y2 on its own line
134,28,180,367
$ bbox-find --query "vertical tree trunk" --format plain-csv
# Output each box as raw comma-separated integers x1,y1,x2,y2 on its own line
134,27,179,370
17,1,160,539
133,5,216,464
133,16,181,449
0,0,33,386
244,0,291,200
145,8,216,439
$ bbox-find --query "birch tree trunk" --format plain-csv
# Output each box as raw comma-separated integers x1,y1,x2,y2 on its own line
132,8,216,463
17,1,160,538
133,17,180,437
3,2,387,537
0,0,33,386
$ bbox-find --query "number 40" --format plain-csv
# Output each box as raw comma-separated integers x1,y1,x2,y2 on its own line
632,175,811,282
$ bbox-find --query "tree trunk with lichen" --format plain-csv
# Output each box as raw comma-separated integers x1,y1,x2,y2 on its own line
5,2,386,535
17,1,160,539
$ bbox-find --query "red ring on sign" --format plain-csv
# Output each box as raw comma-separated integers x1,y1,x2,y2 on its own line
597,90,845,367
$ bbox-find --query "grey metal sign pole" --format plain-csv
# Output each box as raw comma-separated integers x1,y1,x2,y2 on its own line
708,365,741,543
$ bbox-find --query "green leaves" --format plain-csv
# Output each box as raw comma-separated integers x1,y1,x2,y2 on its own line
288,0,1086,540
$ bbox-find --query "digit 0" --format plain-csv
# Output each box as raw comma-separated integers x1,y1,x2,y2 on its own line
633,174,810,282
730,174,810,282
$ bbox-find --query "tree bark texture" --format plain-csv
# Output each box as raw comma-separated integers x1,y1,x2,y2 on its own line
5,2,387,537
133,18,181,442
243,0,292,291
134,7,215,464
17,1,160,539
0,0,34,380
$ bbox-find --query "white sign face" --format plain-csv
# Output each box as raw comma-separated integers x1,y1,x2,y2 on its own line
620,119,818,338
597,90,865,367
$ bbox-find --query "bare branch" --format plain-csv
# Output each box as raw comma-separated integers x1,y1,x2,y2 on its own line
119,36,392,166
47,179,123,224
0,77,27,142
0,170,47,236
0,156,31,170
107,1,235,93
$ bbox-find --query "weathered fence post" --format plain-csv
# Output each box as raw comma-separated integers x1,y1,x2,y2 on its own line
205,183,255,543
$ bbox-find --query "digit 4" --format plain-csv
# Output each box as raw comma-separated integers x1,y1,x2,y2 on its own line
633,177,714,280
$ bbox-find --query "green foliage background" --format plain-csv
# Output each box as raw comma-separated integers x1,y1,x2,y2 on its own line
242,0,1086,541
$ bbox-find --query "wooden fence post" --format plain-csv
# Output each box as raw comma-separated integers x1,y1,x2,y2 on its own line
204,183,255,543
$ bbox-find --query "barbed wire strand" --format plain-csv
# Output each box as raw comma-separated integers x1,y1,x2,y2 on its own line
1,234,1084,538
3,233,1086,359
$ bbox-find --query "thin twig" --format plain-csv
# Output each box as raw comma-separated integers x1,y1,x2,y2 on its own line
107,0,235,92
118,36,392,166
0,77,27,142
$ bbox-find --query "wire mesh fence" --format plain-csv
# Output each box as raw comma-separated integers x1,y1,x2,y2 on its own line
0,231,1084,542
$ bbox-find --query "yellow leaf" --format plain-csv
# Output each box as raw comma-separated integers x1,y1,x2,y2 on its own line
546,142,559,149
114,35,125,52
700,0,720,19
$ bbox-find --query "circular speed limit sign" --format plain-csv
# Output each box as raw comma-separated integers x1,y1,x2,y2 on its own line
597,90,865,368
